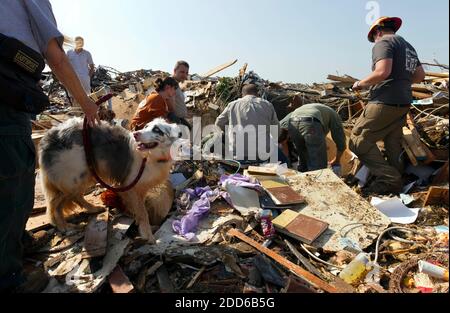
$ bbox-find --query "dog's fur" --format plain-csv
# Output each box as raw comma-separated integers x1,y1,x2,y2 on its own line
145,180,174,227
39,117,180,243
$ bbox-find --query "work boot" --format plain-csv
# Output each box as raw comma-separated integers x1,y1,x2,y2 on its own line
14,268,49,293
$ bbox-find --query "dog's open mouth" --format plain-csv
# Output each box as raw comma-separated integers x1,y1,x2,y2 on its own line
137,142,159,151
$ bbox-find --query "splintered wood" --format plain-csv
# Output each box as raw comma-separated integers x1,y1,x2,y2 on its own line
402,114,436,165
109,266,134,293
424,187,449,206
83,211,109,258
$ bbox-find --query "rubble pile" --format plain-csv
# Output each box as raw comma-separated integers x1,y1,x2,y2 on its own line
26,62,449,293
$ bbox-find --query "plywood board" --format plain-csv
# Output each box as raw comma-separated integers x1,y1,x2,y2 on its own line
283,169,391,252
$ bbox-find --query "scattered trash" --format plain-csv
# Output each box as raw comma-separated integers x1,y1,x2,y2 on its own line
371,197,421,225
25,64,448,294
338,253,372,285
418,260,449,281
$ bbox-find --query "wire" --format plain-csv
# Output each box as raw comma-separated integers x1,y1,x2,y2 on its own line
372,227,421,264
299,243,344,270
339,222,385,238
223,159,241,175
412,104,447,122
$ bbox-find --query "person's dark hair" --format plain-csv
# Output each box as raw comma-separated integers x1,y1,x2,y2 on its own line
75,36,84,41
377,20,397,34
155,77,179,92
174,60,190,70
242,84,259,96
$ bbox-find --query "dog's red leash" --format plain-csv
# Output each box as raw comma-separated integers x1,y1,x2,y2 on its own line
82,94,147,193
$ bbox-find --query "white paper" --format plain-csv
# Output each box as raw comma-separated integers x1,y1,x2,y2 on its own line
400,194,416,206
226,185,261,217
355,165,370,187
371,197,420,224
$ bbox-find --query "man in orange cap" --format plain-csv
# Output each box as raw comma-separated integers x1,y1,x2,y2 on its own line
350,17,425,195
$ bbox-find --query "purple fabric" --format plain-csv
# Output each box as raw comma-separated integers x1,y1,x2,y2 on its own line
220,174,263,191
172,174,262,239
172,187,220,239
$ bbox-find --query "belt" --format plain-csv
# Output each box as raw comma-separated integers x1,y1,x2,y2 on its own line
291,117,321,123
383,103,411,108
368,102,411,108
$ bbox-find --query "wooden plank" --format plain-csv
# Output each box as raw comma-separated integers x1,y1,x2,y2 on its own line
83,211,109,258
202,59,238,78
247,166,278,176
425,72,449,78
412,84,434,93
401,139,419,166
327,75,358,83
227,229,339,293
424,187,449,206
26,212,50,232
26,205,90,232
239,63,248,78
413,91,433,99
403,127,428,161
431,78,449,84
406,114,436,164
109,266,135,293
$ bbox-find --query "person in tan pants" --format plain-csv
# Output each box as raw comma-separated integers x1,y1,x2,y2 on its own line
351,17,425,195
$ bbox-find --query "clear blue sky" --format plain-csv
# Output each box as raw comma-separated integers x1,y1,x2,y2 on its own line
51,0,449,83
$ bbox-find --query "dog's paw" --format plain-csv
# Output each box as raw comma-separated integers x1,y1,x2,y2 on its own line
146,236,156,245
139,224,156,245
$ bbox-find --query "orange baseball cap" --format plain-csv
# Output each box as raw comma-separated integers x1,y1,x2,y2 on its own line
368,16,402,42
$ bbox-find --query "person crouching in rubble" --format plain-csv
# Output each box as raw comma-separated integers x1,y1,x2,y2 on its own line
167,60,192,129
0,0,99,293
130,77,179,131
350,17,425,195
279,103,346,173
215,84,289,165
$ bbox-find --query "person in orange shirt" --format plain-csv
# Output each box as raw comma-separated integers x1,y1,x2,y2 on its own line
130,77,179,131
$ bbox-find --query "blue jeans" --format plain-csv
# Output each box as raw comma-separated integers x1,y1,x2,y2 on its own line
288,120,328,172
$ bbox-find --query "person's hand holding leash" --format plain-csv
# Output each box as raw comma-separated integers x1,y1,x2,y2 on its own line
80,97,100,127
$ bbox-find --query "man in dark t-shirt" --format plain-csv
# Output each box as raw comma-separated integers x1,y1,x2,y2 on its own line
350,17,425,195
